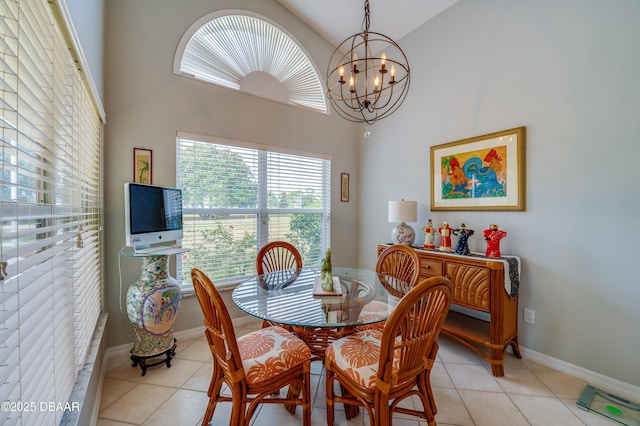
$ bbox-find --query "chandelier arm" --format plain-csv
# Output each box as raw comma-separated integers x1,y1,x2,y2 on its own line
325,2,410,125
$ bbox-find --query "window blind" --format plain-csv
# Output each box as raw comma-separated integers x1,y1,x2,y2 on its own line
176,133,330,286
0,0,103,424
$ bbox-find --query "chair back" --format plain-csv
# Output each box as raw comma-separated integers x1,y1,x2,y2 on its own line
377,276,451,389
256,241,302,275
191,268,244,377
375,244,420,298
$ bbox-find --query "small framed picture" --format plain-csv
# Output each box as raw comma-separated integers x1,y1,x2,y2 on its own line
341,172,349,202
133,148,152,184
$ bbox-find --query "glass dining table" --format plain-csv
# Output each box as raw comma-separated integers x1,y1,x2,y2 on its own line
232,267,401,359
232,266,403,418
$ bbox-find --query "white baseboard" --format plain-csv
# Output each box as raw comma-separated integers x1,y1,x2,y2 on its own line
519,346,640,399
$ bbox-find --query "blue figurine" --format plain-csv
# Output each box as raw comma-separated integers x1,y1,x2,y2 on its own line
453,223,474,255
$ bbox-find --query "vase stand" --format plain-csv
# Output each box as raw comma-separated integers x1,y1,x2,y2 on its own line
130,339,177,376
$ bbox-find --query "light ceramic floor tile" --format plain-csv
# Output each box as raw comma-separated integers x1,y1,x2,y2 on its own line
99,319,609,426
495,367,555,396
173,338,196,355
444,363,503,392
436,336,483,365
430,361,455,389
105,358,149,383
431,388,473,426
96,419,137,426
143,388,210,426
458,389,529,426
141,358,204,388
99,383,175,424
510,394,584,425
174,338,211,362
181,362,213,392
99,377,137,411
533,370,588,399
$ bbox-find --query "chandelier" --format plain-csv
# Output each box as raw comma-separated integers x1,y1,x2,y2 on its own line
326,0,410,125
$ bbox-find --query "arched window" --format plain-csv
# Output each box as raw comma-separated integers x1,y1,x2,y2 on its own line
174,11,327,114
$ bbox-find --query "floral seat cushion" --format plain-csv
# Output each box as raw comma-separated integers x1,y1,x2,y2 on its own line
237,325,311,384
326,329,400,389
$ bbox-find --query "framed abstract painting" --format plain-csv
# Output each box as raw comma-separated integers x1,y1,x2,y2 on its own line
430,127,525,211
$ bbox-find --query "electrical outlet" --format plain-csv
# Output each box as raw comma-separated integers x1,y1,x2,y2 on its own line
524,308,535,324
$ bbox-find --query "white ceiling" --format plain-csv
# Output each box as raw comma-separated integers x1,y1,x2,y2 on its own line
277,0,459,47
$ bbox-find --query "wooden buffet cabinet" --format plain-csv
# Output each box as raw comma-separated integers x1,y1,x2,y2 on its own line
378,244,521,376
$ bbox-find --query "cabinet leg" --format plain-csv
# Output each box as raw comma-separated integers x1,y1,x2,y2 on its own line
490,346,505,377
510,339,522,359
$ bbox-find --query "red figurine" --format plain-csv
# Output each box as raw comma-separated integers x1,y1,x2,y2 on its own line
438,221,453,252
483,224,507,257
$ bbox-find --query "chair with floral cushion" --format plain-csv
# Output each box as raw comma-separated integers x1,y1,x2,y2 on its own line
191,268,311,426
356,244,421,330
325,276,451,426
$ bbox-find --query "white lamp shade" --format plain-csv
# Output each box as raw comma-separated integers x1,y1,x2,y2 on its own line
388,200,417,223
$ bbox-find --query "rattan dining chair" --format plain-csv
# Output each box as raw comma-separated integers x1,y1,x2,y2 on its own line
325,276,451,426
357,244,421,330
256,241,303,275
256,241,303,328
191,268,312,426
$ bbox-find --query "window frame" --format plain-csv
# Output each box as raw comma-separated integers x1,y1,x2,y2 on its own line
176,131,331,288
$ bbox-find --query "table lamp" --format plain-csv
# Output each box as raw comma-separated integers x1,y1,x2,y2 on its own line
388,200,417,245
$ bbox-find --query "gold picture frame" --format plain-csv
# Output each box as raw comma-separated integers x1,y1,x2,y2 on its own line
430,127,526,211
341,172,349,202
133,148,152,184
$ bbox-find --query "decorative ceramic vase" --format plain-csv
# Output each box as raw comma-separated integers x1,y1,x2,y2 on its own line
391,222,416,245
127,255,181,356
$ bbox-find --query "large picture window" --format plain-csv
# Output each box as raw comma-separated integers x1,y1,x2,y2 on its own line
176,133,330,286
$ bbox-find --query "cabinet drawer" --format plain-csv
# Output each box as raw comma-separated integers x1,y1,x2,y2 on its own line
445,262,490,312
420,259,443,277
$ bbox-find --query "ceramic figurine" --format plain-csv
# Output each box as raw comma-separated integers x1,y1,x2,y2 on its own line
321,248,333,291
483,224,507,257
453,223,474,255
438,221,453,252
422,219,436,250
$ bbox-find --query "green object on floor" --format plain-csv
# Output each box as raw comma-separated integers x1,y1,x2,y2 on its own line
577,385,640,425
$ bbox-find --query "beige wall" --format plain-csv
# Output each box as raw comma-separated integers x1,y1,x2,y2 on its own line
357,0,640,387
104,0,358,347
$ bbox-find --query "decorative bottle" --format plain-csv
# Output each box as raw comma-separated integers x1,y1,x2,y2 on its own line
422,219,436,250
321,248,333,292
483,224,507,257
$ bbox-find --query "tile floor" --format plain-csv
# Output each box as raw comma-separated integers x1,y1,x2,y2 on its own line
98,318,615,426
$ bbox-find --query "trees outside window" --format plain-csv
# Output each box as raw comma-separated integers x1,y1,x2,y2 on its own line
177,135,331,285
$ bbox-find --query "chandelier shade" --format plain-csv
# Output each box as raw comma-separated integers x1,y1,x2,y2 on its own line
326,1,410,125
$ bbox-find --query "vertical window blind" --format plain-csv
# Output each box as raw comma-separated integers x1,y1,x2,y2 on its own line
0,1,103,424
176,133,330,286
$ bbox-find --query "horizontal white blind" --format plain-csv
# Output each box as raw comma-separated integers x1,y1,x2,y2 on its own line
177,12,327,113
177,136,330,286
0,0,103,424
